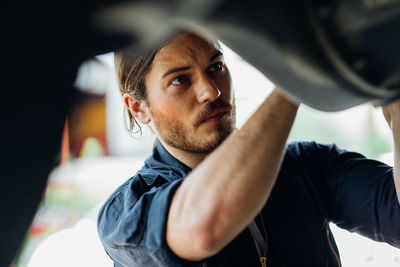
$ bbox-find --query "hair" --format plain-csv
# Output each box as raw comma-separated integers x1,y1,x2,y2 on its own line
114,42,168,137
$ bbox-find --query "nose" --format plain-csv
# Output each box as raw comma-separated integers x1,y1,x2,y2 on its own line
195,73,221,104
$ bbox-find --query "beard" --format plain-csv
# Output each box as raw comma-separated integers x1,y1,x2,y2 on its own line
150,98,236,154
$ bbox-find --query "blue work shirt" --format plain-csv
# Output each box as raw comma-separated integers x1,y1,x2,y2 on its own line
97,140,400,266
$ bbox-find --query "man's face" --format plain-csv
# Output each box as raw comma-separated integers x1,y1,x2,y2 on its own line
144,33,236,153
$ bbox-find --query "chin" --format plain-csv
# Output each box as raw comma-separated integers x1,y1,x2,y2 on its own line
157,118,234,154
198,125,233,152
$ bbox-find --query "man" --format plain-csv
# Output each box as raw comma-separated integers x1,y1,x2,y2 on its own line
97,32,400,266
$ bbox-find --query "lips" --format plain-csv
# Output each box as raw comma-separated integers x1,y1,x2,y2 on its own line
201,108,229,123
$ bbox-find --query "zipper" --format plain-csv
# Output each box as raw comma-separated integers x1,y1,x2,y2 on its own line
260,256,267,267
324,219,341,267
253,239,267,267
249,217,268,267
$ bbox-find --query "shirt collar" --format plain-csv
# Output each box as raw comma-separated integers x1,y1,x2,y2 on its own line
151,139,192,175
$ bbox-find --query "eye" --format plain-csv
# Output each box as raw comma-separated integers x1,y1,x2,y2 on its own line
208,62,223,72
171,75,187,85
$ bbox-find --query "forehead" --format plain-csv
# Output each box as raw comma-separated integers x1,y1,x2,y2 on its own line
153,33,220,67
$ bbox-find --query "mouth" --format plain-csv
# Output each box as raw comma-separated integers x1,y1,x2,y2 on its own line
201,108,229,124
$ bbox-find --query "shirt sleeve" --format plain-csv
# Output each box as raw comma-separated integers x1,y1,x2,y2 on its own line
97,174,203,267
293,142,400,248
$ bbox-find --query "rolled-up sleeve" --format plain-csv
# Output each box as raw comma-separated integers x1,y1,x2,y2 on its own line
97,174,201,267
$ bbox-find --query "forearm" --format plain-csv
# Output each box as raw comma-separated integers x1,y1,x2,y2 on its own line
391,121,400,205
167,90,298,260
382,101,400,205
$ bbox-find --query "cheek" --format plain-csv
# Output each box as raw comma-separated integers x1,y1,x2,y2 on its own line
151,94,195,121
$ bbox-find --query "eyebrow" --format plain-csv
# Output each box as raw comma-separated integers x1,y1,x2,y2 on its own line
162,50,223,78
162,66,191,78
210,51,222,62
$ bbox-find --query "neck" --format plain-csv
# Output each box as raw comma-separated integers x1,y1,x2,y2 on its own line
159,139,209,169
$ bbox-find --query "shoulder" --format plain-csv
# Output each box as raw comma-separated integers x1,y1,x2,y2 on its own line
97,164,184,241
283,141,358,174
287,141,341,154
97,165,187,265
97,166,184,224
285,141,353,160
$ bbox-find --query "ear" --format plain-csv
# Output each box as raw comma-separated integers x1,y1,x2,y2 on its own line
123,94,151,124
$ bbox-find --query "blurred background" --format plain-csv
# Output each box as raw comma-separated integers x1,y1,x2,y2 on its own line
11,44,399,267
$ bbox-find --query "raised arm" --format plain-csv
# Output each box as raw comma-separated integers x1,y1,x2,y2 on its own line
383,99,400,205
166,90,298,260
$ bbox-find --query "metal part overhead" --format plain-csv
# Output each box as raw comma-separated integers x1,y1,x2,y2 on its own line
97,0,400,111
